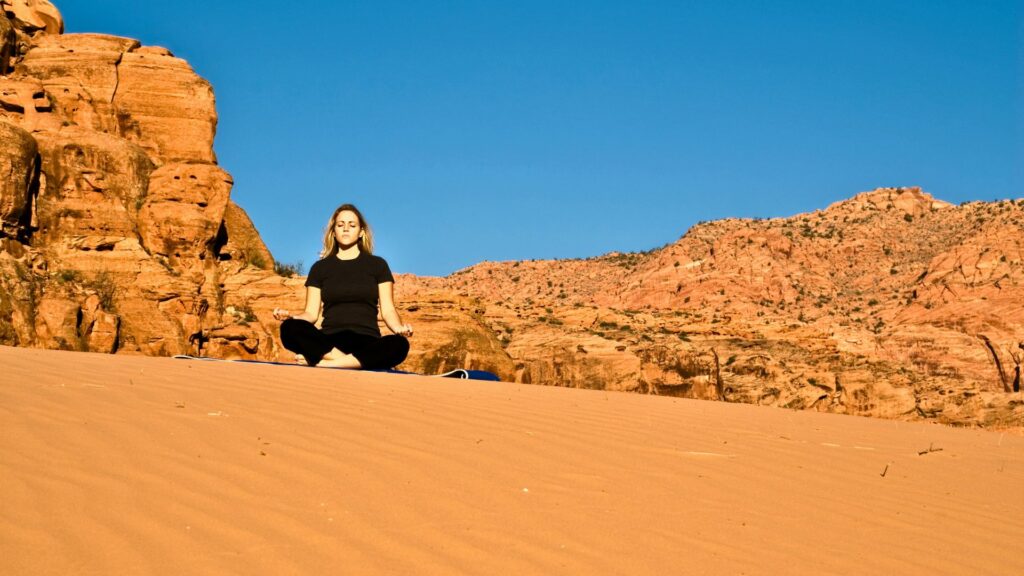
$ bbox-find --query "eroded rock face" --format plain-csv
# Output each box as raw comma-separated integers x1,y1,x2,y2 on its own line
114,47,217,163
0,121,37,240
0,76,55,131
16,33,217,162
33,127,153,248
138,163,232,264
396,290,516,378
17,34,139,134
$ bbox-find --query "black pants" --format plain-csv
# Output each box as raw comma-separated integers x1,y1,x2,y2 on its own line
280,319,409,370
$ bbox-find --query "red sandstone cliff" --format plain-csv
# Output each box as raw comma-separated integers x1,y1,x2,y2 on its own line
0,1,286,358
0,2,1020,429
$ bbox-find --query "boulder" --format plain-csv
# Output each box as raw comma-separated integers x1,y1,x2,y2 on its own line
137,162,232,264
1,0,63,35
86,309,119,353
0,253,38,345
33,294,79,349
204,323,263,360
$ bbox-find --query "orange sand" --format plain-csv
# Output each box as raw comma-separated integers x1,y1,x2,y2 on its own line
1,345,1021,575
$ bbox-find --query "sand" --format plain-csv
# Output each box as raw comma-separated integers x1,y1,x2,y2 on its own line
1,345,1021,575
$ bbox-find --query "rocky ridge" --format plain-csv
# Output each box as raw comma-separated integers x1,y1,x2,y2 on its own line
1,2,1020,429
403,187,1024,428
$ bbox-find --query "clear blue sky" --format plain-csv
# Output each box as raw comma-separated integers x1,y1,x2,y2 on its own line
62,1,1021,276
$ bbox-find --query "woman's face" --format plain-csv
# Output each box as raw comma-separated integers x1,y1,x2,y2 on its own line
333,210,362,248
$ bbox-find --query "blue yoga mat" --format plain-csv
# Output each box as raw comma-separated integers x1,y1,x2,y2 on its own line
173,355,501,381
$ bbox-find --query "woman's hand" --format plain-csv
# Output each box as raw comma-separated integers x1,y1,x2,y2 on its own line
378,282,412,337
272,308,292,321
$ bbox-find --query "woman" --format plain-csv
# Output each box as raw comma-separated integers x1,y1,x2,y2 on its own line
272,203,412,369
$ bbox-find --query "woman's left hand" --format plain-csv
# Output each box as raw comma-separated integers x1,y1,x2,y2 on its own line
396,323,414,337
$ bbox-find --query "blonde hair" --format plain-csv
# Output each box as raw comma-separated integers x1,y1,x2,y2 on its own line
321,203,374,257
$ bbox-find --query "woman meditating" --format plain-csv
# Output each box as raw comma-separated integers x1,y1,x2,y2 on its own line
272,203,412,369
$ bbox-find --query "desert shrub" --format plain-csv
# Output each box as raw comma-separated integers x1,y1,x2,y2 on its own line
242,248,267,270
55,208,85,219
731,361,771,378
235,303,257,324
55,269,82,284
274,260,304,277
669,355,710,379
86,272,119,312
0,305,16,344
12,262,41,327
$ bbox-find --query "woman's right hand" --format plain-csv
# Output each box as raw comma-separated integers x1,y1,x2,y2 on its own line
272,308,291,321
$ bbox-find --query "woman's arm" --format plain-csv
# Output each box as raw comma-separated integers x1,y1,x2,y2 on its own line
378,281,413,336
273,286,322,323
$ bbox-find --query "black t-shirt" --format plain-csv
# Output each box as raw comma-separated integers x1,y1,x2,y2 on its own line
305,252,395,337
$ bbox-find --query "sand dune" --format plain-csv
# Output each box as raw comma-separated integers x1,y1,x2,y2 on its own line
1,345,1021,575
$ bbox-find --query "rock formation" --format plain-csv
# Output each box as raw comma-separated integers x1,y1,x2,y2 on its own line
408,187,1024,429
0,3,1020,430
0,2,279,358
2,1,62,35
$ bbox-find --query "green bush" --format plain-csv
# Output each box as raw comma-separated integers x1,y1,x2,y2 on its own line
274,260,304,277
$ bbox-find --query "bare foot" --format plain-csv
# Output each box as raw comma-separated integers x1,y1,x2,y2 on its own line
295,354,308,365
316,352,362,369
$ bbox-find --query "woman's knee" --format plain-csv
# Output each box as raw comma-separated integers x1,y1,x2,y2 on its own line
281,318,311,335
386,334,410,363
280,318,317,348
